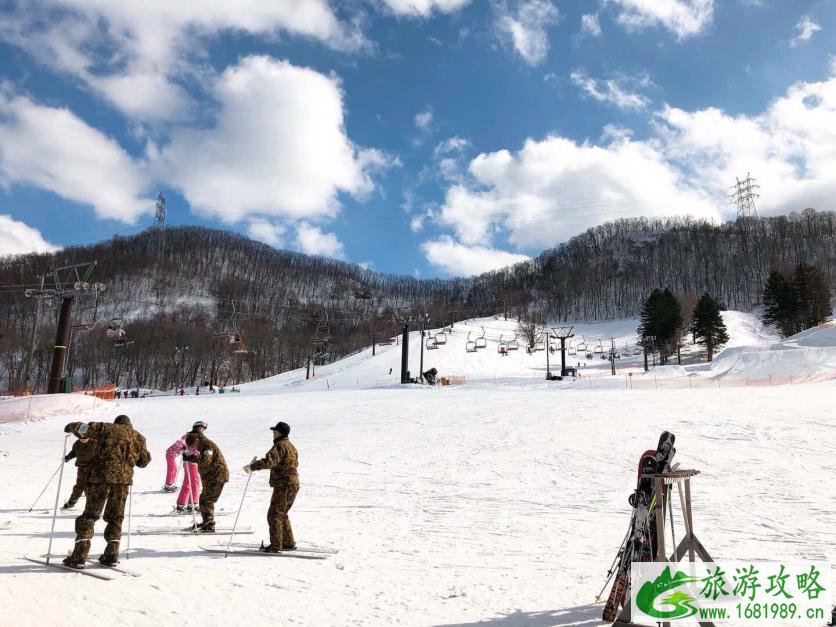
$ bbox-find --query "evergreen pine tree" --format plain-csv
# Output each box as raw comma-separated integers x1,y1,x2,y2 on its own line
691,292,729,361
793,264,831,331
761,270,796,337
637,289,683,364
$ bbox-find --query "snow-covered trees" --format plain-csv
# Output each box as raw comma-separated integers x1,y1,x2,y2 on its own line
637,289,682,365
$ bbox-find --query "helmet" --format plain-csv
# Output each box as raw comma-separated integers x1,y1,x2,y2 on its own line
192,421,208,431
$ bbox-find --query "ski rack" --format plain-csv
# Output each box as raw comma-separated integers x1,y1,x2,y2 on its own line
612,468,716,627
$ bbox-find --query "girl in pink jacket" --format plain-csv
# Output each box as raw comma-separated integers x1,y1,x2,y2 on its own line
164,421,206,512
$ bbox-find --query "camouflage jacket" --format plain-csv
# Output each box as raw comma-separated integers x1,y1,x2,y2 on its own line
66,438,98,468
251,437,298,487
188,434,229,483
66,422,151,485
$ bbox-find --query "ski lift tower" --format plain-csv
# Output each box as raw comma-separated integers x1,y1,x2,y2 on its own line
550,326,574,378
24,262,105,394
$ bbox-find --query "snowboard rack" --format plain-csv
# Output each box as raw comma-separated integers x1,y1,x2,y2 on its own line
612,468,717,627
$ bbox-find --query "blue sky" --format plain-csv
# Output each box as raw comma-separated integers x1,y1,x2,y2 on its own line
0,0,834,276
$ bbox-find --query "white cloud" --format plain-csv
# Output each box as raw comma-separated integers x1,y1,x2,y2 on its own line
570,70,652,110
414,108,434,131
609,0,714,40
247,218,286,248
790,15,821,48
154,56,378,224
436,73,836,252
421,236,530,275
0,92,150,222
295,222,345,259
0,0,367,122
433,136,472,181
496,0,560,66
378,0,471,17
0,214,59,256
580,13,602,38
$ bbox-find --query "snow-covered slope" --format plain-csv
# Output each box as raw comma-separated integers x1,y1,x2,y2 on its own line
1,381,834,626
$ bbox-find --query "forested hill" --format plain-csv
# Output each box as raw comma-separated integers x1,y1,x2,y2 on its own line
0,210,833,393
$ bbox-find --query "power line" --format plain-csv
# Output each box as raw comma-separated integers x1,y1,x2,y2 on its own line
730,173,759,220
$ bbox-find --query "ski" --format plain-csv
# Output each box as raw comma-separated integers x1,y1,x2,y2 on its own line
0,520,12,530
137,525,252,535
24,555,113,580
218,540,338,555
199,546,327,560
86,559,141,577
146,510,231,518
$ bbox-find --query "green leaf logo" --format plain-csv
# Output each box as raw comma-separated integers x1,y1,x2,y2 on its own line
636,567,701,619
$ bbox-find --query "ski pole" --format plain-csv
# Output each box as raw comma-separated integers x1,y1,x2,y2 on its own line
126,485,133,560
595,525,631,601
225,457,256,558
29,461,63,512
46,434,69,565
173,456,183,488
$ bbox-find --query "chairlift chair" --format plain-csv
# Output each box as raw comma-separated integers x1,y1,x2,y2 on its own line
474,326,487,349
434,331,447,345
426,336,438,350
105,318,125,341
568,340,577,356
498,344,508,356
577,337,587,352
593,340,603,355
465,332,477,353
507,331,519,351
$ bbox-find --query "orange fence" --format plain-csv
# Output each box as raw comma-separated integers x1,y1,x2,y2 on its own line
78,384,117,400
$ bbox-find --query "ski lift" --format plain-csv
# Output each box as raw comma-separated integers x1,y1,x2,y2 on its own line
507,331,519,351
426,336,438,350
434,331,447,345
593,340,603,355
632,347,642,356
577,337,587,352
312,315,331,346
498,344,508,356
474,326,487,349
378,337,394,346
105,318,125,340
533,334,545,352
568,340,577,356
465,332,477,353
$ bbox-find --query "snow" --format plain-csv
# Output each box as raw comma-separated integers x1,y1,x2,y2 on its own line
0,394,101,424
1,311,834,626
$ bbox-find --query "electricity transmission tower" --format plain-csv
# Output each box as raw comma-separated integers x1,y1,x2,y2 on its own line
730,173,759,220
154,192,167,229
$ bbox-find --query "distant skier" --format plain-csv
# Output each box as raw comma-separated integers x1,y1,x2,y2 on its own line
62,415,150,568
244,421,298,552
183,429,228,532
61,433,97,509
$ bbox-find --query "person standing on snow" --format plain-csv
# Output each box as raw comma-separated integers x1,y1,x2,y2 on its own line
61,434,97,510
183,429,228,532
62,415,151,568
163,421,206,513
244,422,299,552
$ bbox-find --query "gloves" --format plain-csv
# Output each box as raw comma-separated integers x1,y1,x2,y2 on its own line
64,454,72,462
243,465,252,474
182,452,200,463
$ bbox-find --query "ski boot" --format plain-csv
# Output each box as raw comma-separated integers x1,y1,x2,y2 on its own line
282,543,297,551
62,540,89,569
259,541,280,554
186,521,204,531
174,505,186,514
162,484,177,493
198,521,215,534
99,542,120,567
